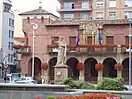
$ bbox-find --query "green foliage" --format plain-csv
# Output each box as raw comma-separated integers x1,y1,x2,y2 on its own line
47,96,55,99
62,78,95,89
96,77,128,91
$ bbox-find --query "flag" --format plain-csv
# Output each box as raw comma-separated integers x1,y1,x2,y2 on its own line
76,32,80,45
98,31,102,45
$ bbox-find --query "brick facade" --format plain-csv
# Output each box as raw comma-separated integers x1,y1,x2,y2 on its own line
17,7,132,83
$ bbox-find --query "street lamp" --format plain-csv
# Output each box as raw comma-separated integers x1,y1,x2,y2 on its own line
128,18,132,88
31,23,38,78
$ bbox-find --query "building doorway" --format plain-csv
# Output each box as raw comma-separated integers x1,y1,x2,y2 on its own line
122,58,132,84
28,57,42,82
103,58,117,78
84,58,98,83
48,57,57,83
66,57,79,80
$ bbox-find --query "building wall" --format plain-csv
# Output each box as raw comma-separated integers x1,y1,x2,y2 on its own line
0,0,15,75
2,12,14,65
20,15,131,76
0,0,3,50
59,0,132,20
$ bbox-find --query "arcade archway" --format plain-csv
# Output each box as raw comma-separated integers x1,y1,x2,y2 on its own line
122,58,132,84
84,58,98,83
48,57,57,83
66,57,79,80
28,57,42,81
103,58,117,78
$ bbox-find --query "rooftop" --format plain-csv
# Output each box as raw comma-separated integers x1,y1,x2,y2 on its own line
19,7,50,15
46,19,130,26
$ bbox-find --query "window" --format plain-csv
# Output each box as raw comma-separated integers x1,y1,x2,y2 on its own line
80,12,88,19
8,54,13,62
41,17,44,23
12,31,14,39
9,18,14,27
64,13,74,19
72,3,74,9
125,36,132,45
109,12,116,19
11,42,13,50
51,37,59,44
4,6,10,12
27,17,30,23
82,0,89,8
96,12,103,20
124,11,132,18
96,0,104,8
106,36,114,51
64,0,74,9
8,42,10,50
11,54,13,62
12,20,14,27
125,0,132,7
69,36,76,45
8,54,10,62
9,18,11,26
109,0,116,7
8,42,13,50
9,30,14,39
69,37,76,51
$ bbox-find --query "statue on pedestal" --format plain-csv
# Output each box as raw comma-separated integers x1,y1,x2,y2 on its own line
54,37,68,84
56,37,67,65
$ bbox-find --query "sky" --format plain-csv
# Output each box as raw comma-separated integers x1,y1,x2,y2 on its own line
11,0,60,37
12,0,60,16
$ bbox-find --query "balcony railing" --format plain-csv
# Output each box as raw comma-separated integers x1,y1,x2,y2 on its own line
21,47,31,55
57,6,92,12
121,45,132,53
47,44,119,55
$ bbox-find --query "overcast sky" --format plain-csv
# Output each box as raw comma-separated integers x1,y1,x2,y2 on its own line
12,0,60,16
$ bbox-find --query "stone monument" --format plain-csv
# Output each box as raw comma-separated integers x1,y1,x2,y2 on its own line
54,37,68,84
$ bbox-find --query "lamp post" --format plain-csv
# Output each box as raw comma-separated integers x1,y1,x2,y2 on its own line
128,19,132,88
31,23,38,78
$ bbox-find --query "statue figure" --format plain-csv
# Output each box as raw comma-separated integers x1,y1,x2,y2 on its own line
56,37,67,65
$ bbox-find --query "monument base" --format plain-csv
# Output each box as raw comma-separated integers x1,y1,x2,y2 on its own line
54,64,68,84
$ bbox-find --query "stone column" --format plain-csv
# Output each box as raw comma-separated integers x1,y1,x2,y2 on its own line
98,70,103,84
117,70,122,78
79,70,84,81
41,69,49,84
54,64,68,84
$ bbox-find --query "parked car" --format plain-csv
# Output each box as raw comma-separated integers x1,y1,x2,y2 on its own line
12,77,37,84
4,74,11,80
4,73,20,80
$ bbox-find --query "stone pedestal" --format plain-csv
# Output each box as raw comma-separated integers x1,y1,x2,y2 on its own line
54,64,68,84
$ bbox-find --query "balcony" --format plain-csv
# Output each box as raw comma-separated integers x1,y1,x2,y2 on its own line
121,45,132,53
21,47,31,55
57,6,92,12
13,45,31,55
47,44,119,56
